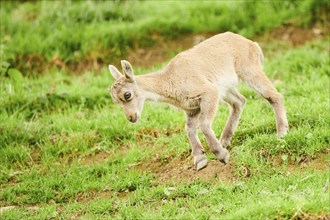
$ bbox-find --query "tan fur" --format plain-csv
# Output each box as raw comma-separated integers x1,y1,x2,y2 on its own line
109,32,289,170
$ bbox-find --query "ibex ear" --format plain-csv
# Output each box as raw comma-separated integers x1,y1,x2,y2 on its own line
109,65,123,80
121,60,135,82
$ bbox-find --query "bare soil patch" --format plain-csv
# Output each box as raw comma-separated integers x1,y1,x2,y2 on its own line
74,190,114,204
126,25,328,70
127,33,213,69
289,211,330,220
134,150,329,184
284,154,330,174
17,25,327,75
258,25,326,46
79,151,111,165
135,153,237,184
266,151,330,173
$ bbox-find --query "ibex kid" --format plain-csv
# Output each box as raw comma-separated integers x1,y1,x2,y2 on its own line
109,32,288,170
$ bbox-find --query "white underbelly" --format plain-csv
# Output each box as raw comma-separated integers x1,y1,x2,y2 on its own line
216,73,239,101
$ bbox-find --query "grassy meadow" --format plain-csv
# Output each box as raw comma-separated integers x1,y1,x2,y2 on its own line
1,0,330,219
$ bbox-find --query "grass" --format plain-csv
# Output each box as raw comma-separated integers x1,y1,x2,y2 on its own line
1,0,330,219
1,0,328,75
1,33,329,218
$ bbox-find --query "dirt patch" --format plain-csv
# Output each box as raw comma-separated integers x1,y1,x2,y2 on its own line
134,150,329,184
127,33,214,69
135,127,162,140
289,210,330,220
284,154,330,174
258,25,326,46
30,147,43,163
135,126,182,141
14,24,327,75
127,25,328,70
79,151,111,165
78,142,137,166
267,151,330,171
74,190,114,204
135,153,236,184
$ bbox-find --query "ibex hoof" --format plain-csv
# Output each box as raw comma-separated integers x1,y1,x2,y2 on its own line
195,156,208,171
277,123,289,138
220,138,231,148
218,148,230,165
277,128,288,138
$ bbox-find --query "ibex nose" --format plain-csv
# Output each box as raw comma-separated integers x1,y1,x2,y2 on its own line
128,113,138,123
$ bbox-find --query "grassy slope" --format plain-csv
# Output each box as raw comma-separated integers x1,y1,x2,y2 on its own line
1,0,328,75
1,35,329,219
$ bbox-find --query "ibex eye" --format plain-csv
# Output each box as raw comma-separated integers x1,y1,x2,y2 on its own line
124,92,131,100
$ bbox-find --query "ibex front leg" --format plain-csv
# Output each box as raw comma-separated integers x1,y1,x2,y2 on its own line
199,93,230,164
185,112,208,170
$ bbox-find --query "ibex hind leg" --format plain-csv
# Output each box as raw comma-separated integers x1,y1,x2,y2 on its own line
244,70,289,137
220,89,246,147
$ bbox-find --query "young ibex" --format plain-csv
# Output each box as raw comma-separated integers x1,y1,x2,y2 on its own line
109,32,288,170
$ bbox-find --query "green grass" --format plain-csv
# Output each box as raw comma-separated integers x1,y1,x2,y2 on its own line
1,0,328,75
1,33,329,219
1,0,329,218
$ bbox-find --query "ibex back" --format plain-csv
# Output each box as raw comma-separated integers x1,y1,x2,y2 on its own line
109,32,288,170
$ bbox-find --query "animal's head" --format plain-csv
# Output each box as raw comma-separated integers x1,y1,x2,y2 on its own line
108,60,145,123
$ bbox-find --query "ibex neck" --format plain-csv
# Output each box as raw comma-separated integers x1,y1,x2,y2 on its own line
135,70,169,102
